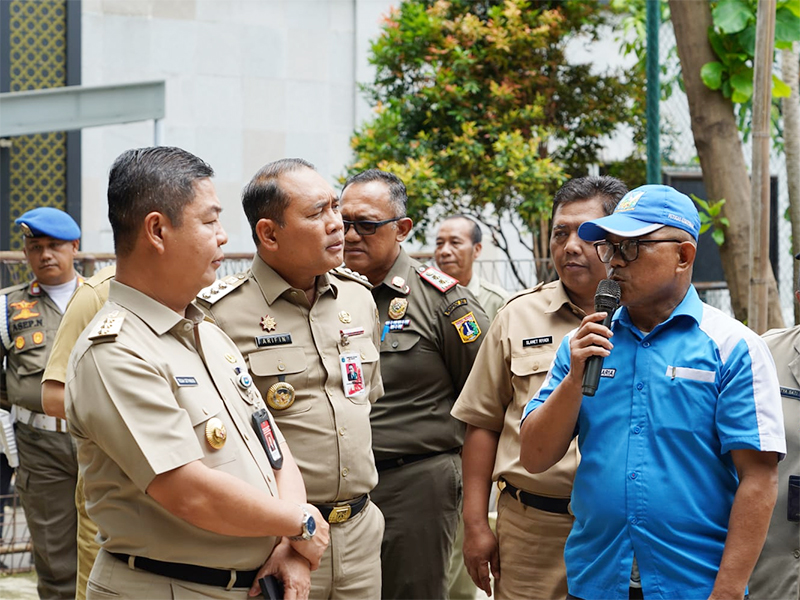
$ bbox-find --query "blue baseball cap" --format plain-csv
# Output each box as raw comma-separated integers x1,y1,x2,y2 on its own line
15,207,81,240
578,184,701,242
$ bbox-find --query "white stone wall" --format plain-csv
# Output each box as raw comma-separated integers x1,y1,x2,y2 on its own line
80,0,393,253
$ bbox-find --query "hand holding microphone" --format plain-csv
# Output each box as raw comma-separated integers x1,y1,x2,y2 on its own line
581,279,621,397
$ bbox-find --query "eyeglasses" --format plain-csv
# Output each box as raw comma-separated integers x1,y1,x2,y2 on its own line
342,217,402,236
594,239,682,263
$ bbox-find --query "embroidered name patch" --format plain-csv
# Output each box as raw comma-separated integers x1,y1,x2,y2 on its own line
175,376,198,386
522,336,553,348
780,386,800,399
255,333,293,347
443,298,468,316
600,368,616,378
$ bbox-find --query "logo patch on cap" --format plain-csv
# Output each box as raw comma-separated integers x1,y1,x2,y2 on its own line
615,191,644,213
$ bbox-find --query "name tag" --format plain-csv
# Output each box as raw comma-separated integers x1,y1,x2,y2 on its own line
523,336,553,348
255,333,293,347
600,368,616,378
780,386,800,399
175,376,198,386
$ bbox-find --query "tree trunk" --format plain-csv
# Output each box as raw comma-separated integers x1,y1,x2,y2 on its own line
782,44,800,324
669,0,784,328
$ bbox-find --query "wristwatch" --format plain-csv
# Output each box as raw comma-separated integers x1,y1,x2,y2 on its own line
289,505,316,542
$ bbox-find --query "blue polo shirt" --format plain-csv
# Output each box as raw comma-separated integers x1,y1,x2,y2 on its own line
522,285,785,600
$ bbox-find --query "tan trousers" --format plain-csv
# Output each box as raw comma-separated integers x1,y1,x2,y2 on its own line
75,471,101,600
309,499,384,599
494,490,574,600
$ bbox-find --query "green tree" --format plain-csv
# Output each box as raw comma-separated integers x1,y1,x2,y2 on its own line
347,0,643,285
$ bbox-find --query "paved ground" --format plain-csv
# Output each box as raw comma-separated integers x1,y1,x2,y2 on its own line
0,570,37,600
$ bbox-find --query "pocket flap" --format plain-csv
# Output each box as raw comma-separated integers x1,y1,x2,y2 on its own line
510,351,554,377
249,347,307,377
341,338,380,363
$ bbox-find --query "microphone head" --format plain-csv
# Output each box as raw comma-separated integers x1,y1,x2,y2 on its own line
594,279,621,313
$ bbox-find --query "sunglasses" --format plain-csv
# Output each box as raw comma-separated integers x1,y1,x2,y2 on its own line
342,217,402,236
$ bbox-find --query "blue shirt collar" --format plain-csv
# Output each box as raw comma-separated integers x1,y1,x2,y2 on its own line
613,284,702,337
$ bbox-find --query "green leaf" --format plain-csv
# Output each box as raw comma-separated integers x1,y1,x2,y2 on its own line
712,228,726,246
701,62,724,90
776,7,800,42
773,75,792,98
712,0,754,34
736,27,757,56
781,0,800,18
730,67,754,101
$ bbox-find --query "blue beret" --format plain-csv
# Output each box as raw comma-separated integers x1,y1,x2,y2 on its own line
15,207,81,240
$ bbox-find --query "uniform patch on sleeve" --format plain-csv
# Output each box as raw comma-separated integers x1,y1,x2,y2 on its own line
443,298,468,316
780,386,800,399
451,311,481,343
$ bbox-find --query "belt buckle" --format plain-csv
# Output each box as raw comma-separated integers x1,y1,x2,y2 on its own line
328,505,351,524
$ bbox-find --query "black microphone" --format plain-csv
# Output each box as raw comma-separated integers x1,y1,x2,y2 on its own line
582,279,621,397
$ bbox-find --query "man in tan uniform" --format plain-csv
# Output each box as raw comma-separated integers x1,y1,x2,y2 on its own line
451,176,627,599
42,263,115,600
435,214,510,320
1,206,82,599
750,263,800,600
65,146,329,599
340,169,490,600
199,158,385,599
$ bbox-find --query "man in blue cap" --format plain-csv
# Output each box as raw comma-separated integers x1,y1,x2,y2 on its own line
519,185,785,599
1,207,81,598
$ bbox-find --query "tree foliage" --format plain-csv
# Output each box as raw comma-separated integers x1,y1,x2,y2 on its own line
701,0,800,136
347,0,643,272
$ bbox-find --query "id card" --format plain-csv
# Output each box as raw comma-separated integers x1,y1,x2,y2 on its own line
340,351,366,398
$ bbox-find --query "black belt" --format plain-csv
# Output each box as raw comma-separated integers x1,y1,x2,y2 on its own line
314,494,369,524
375,447,460,472
499,479,571,514
109,552,258,589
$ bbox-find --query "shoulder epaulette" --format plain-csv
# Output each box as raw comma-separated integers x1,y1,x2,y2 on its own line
88,310,126,343
196,273,249,305
0,281,30,297
416,265,458,293
332,266,372,289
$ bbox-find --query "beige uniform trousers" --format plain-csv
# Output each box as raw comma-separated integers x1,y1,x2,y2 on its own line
88,549,254,600
494,491,573,600
310,500,384,599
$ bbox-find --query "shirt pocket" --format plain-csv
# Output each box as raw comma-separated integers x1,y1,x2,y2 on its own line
178,390,239,469
247,347,311,416
381,330,420,354
510,348,556,405
11,330,47,376
338,337,380,405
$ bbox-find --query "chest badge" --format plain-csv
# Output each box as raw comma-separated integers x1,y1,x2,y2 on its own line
205,417,227,449
14,336,24,350
10,300,39,321
32,331,44,345
260,315,277,332
388,297,408,319
266,382,296,410
338,311,352,324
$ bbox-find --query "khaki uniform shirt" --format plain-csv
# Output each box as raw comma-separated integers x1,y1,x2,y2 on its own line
1,278,77,411
750,326,800,600
43,265,115,385
451,280,582,498
66,281,281,569
466,275,510,322
199,256,383,504
372,248,489,460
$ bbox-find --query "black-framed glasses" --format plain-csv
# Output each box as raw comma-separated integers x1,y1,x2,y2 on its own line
343,217,402,236
594,239,682,263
